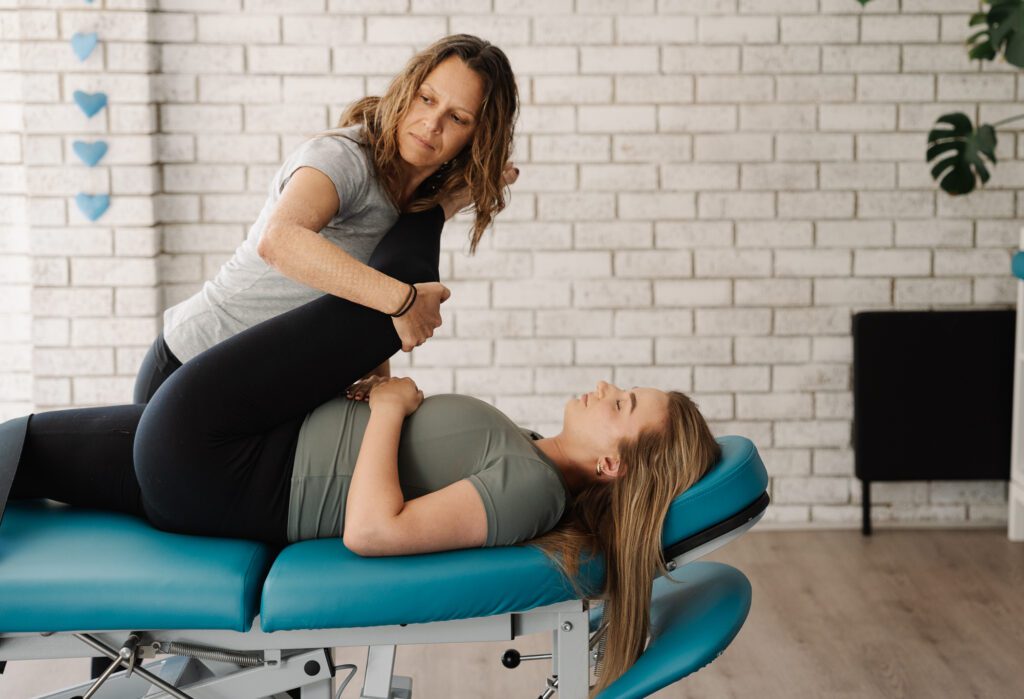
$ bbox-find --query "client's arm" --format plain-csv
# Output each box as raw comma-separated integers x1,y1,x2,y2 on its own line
343,378,487,556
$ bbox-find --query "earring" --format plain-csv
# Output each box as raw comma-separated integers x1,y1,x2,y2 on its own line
596,460,604,476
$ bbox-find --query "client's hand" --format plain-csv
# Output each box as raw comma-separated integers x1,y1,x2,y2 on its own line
367,376,423,417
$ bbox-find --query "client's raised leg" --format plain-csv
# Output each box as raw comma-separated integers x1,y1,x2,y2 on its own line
134,205,446,541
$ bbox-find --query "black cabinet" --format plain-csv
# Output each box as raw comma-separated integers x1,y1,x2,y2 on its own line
852,309,1014,535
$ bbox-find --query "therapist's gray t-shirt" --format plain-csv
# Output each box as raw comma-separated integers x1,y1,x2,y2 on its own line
289,394,571,548
163,124,400,362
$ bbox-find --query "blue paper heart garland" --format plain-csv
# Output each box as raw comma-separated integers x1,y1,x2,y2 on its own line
75,193,110,221
70,32,98,61
71,20,108,220
72,140,108,167
72,90,107,118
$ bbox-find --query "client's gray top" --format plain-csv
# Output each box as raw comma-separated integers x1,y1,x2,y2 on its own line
163,124,399,363
289,394,572,547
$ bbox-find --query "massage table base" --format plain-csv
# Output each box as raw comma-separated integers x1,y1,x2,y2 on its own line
0,599,587,698
1,557,754,699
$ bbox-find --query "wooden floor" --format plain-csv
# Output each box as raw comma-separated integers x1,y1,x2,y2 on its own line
4,529,1023,698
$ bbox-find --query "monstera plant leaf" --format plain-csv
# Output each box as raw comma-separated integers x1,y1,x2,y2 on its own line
858,0,1024,65
857,1,1021,193
926,112,998,195
967,0,1024,67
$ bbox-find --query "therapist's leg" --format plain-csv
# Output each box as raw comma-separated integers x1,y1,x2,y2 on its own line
8,406,146,518
133,332,182,404
134,205,445,539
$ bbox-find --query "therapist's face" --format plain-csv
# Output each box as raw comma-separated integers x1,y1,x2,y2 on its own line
564,381,670,475
398,55,484,171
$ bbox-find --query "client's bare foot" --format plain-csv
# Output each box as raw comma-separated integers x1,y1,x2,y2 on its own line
440,162,519,220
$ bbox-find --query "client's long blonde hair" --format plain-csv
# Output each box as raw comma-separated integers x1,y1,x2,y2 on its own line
530,391,721,696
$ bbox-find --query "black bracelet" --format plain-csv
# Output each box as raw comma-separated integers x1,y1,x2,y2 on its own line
390,283,414,317
388,283,413,317
395,284,417,317
391,283,417,317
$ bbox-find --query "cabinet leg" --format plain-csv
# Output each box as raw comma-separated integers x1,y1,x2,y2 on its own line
861,480,871,537
1010,482,1024,542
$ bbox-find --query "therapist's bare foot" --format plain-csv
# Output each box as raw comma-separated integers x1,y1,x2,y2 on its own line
440,162,519,220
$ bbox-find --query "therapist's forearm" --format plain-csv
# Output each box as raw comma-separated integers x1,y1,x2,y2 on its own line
260,224,409,315
345,405,406,539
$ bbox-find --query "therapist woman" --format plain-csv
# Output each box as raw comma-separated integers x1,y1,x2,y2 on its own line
134,34,520,403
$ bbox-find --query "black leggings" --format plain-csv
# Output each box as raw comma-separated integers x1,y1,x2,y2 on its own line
133,331,181,404
10,205,445,546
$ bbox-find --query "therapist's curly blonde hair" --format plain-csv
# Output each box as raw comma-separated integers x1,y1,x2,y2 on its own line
337,34,519,254
531,392,720,696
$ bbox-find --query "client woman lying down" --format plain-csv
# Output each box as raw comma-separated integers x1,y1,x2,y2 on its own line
0,205,720,695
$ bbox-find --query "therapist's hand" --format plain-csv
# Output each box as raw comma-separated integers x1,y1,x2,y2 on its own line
368,377,423,417
392,281,450,352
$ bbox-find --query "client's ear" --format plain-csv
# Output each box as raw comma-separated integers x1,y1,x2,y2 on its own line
599,455,623,479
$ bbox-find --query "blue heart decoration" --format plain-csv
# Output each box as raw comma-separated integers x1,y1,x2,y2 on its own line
72,90,107,118
72,140,108,167
70,32,98,62
75,193,110,221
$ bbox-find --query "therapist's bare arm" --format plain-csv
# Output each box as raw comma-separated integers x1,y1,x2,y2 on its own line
260,167,451,352
258,167,409,314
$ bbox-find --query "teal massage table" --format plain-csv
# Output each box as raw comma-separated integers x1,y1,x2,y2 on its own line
0,435,769,699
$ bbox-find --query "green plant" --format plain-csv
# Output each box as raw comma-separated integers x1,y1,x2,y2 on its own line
858,0,1024,194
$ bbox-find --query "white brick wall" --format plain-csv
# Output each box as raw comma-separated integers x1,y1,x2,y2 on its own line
1,2,161,413
0,10,32,420
0,0,1017,529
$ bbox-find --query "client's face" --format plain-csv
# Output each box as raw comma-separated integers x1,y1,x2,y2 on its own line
398,55,483,170
565,381,670,456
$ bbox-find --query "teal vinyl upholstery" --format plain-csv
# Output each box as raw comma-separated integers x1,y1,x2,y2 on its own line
0,501,275,633
661,435,767,549
261,540,605,632
597,561,752,699
1013,250,1024,280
